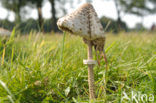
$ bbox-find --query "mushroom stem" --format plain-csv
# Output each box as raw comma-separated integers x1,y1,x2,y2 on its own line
87,41,95,100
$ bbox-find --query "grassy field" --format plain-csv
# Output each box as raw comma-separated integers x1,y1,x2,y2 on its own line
0,31,156,103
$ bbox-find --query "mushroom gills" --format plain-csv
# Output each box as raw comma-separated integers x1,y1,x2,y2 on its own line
59,26,73,34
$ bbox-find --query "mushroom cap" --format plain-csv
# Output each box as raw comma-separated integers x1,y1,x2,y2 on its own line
0,28,11,36
57,3,105,40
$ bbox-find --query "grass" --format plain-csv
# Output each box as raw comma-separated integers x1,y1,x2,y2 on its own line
0,31,156,103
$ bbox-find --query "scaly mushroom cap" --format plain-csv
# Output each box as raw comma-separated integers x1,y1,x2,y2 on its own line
0,28,11,36
57,3,105,40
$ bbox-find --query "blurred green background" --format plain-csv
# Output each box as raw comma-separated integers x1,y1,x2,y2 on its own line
0,0,156,34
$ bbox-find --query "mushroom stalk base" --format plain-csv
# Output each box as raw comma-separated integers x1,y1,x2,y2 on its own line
87,41,95,100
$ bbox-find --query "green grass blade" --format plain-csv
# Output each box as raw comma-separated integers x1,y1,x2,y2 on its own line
0,80,15,102
60,32,66,65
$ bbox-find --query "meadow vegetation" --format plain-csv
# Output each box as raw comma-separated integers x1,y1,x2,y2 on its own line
0,31,156,102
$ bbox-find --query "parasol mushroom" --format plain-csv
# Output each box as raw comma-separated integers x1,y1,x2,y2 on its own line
57,3,108,100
